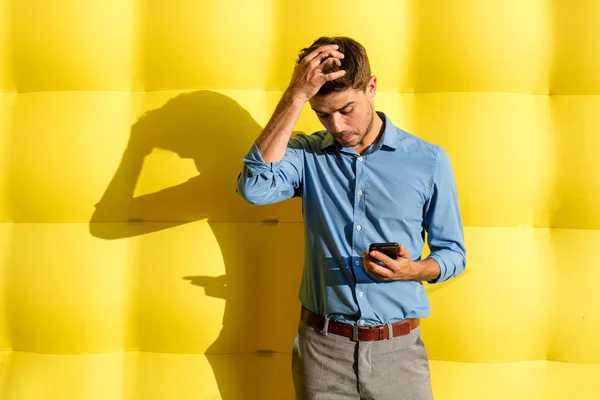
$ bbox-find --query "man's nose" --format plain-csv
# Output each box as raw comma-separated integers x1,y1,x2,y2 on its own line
330,114,343,133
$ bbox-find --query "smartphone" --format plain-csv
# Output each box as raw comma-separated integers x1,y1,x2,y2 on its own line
369,242,399,259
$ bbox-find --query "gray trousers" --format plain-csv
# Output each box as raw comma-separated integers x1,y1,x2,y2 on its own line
292,319,434,400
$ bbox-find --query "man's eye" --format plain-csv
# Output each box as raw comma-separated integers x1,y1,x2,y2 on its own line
341,109,353,115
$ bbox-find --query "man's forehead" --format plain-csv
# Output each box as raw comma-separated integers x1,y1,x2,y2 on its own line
310,89,362,113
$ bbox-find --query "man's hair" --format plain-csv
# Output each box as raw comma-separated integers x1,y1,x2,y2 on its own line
297,36,371,96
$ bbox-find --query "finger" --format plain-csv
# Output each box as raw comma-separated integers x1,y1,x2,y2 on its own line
362,256,384,280
315,50,345,64
398,244,410,259
362,251,370,268
314,57,342,78
323,50,345,60
320,56,342,69
362,250,389,271
304,44,339,63
363,251,392,277
366,261,393,280
311,49,345,68
369,250,393,265
324,69,346,82
362,252,380,277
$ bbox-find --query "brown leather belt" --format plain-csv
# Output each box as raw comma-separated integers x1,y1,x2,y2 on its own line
300,307,419,342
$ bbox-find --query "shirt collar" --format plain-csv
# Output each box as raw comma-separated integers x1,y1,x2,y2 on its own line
320,111,398,151
376,112,398,150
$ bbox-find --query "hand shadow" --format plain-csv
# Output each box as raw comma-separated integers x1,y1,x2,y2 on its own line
89,90,301,399
183,275,227,300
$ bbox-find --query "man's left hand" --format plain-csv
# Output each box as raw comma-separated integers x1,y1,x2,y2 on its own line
362,244,418,281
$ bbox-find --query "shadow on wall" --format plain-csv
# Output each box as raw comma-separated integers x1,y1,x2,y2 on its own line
90,90,266,232
89,90,302,399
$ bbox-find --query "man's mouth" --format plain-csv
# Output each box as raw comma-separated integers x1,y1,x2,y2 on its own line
337,134,354,143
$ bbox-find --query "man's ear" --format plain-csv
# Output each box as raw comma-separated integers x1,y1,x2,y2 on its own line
366,75,377,99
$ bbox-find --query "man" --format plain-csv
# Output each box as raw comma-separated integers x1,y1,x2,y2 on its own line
236,36,466,399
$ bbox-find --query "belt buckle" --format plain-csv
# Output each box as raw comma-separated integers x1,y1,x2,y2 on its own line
352,325,359,341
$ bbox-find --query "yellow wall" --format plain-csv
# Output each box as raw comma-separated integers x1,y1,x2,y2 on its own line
1,0,599,399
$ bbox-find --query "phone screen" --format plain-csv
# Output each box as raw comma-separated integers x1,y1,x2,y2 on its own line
369,242,399,259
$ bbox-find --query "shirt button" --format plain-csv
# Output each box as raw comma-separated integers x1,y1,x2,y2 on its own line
355,261,360,266
358,157,363,161
358,291,364,297
357,190,363,195
359,320,365,326
356,225,362,231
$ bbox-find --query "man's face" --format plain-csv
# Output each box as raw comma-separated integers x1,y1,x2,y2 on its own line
309,77,377,149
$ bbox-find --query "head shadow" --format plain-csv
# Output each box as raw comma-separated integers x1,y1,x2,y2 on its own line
90,90,263,238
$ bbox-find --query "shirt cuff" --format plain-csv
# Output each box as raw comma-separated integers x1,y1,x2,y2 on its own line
427,252,449,284
242,142,281,175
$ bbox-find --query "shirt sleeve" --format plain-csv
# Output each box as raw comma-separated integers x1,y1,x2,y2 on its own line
423,147,467,283
235,136,304,205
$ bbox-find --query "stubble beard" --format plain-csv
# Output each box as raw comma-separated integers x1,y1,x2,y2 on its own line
338,106,374,148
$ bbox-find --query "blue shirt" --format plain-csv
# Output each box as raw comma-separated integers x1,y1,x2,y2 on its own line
236,111,466,326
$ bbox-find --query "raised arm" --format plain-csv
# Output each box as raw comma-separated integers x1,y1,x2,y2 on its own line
237,44,346,205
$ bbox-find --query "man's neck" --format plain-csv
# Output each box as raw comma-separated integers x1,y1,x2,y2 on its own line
356,111,384,154
373,112,386,144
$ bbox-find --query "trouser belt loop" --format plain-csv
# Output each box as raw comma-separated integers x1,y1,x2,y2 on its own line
321,317,330,336
387,323,394,340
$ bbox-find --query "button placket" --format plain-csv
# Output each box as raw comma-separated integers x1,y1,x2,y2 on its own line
352,154,368,321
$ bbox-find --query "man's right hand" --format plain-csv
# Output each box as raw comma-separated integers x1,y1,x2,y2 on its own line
253,45,345,163
286,44,347,103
